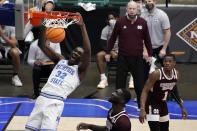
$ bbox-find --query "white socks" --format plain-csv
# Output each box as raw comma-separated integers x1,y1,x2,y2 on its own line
100,74,107,81
129,75,133,82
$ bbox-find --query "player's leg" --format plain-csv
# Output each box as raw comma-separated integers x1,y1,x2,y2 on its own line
146,104,160,131
41,99,64,130
160,121,169,131
148,121,160,131
25,96,45,130
159,102,170,131
96,50,108,88
7,47,23,86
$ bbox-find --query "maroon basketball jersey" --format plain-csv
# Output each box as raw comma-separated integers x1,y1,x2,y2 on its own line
106,109,131,131
149,67,178,103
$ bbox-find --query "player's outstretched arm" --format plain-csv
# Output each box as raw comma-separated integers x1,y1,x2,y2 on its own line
171,71,188,119
76,13,91,80
77,123,106,131
38,26,64,63
172,88,188,119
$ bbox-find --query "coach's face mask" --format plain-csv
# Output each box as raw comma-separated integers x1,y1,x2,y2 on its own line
126,13,137,20
145,3,154,11
109,19,116,27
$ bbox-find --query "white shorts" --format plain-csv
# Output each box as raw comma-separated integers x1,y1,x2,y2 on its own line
25,96,64,131
146,105,170,122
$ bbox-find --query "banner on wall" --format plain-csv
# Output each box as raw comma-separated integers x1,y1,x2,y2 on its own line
176,18,197,52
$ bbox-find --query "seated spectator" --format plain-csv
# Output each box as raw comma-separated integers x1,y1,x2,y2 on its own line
96,12,118,89
27,39,61,99
0,25,23,87
96,12,134,89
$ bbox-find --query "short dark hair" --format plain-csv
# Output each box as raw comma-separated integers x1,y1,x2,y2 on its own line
121,89,131,104
107,11,119,18
133,0,144,2
163,54,176,61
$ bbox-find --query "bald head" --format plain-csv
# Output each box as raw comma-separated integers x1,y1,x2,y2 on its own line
127,1,138,8
126,1,138,19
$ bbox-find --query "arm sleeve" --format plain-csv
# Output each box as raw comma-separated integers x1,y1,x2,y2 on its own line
161,11,170,30
100,26,108,40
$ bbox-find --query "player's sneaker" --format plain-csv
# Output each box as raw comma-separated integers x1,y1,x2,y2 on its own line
12,75,23,87
97,79,108,89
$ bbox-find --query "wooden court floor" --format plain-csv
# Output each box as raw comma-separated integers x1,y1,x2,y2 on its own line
7,117,197,131
1,98,196,131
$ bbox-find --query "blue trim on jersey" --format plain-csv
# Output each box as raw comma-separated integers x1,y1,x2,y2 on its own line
25,125,39,131
40,92,64,101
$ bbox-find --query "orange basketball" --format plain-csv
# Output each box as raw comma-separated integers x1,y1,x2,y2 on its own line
46,28,65,43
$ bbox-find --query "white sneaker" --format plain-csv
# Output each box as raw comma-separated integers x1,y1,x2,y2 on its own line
129,80,134,89
97,79,108,89
12,75,23,87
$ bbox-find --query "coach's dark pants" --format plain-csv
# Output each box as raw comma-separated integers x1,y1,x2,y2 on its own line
116,55,145,108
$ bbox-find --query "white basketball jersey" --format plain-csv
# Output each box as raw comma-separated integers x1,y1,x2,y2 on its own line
41,60,80,98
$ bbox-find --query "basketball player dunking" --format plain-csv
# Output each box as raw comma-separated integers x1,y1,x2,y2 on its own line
25,13,91,131
139,54,188,131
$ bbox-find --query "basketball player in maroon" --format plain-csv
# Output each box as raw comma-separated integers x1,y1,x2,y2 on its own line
139,54,188,131
77,88,131,131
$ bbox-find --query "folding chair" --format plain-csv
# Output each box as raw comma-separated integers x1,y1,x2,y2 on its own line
0,58,13,75
106,59,118,81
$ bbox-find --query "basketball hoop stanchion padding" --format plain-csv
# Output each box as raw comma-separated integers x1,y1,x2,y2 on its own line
29,11,80,28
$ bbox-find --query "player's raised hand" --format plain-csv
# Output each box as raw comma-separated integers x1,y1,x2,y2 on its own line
75,13,84,27
139,108,146,124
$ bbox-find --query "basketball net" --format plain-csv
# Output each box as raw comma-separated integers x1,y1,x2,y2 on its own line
43,18,79,28
30,11,80,28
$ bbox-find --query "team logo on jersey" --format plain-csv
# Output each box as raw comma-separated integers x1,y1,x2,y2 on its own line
176,18,197,52
137,25,142,30
123,25,127,29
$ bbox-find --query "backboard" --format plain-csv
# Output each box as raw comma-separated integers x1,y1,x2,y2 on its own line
15,0,34,40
